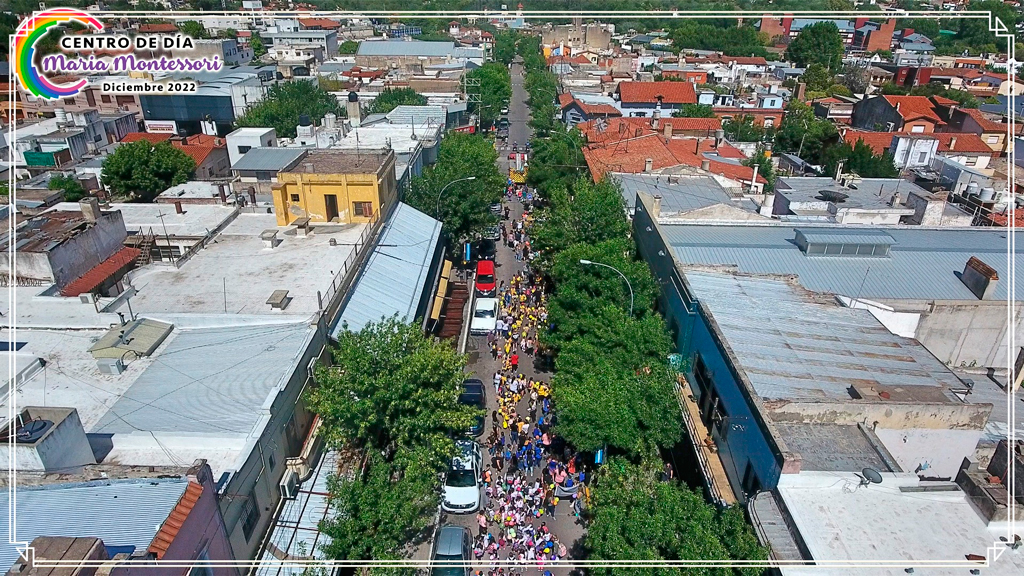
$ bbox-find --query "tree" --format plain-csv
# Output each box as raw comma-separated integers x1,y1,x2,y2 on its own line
235,81,345,138
786,21,844,69
101,141,195,202
722,114,769,143
800,63,835,91
250,32,267,58
955,1,1017,53
307,316,477,457
216,28,238,39
774,101,838,165
493,30,518,65
467,62,511,129
530,178,631,269
48,174,86,202
743,145,776,193
406,133,503,241
822,139,899,179
339,40,359,54
177,21,209,39
669,21,770,57
826,84,853,98
586,454,769,576
840,64,872,95
526,129,586,194
672,103,716,118
368,87,428,115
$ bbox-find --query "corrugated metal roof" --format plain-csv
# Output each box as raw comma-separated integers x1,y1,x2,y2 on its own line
685,272,964,401
91,322,312,434
0,478,189,569
385,105,446,126
664,224,1020,301
613,172,735,213
232,147,307,172
332,203,441,336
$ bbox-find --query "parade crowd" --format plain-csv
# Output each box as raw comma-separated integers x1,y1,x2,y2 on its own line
470,191,587,576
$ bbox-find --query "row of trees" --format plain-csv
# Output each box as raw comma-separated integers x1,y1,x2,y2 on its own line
308,318,480,564
236,81,346,138
774,101,899,178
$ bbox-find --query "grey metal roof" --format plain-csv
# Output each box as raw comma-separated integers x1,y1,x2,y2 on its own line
900,42,936,52
332,203,441,336
356,39,482,59
385,105,446,127
664,224,1020,301
92,323,312,434
232,147,307,172
685,271,964,401
318,61,354,74
0,478,189,569
613,173,740,214
795,229,896,246
791,19,855,32
776,177,929,211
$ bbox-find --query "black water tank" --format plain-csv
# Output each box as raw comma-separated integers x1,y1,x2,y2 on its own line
16,420,53,443
298,114,311,127
347,91,359,103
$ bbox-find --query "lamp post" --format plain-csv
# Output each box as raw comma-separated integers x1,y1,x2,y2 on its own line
436,176,477,220
579,259,633,317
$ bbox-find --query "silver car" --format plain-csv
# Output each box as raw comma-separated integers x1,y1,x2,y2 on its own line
431,525,472,576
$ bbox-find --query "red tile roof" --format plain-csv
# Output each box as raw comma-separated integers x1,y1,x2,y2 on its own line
578,117,657,144
60,246,141,297
883,95,944,124
931,95,960,106
583,133,765,184
148,481,204,559
664,117,723,132
176,145,216,166
963,108,1006,132
298,18,341,29
558,93,574,108
121,132,173,144
139,23,179,33
578,102,622,116
843,130,993,154
984,212,1023,227
617,81,697,105
547,55,592,66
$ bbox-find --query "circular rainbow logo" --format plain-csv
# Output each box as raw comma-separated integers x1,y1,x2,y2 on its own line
14,8,104,100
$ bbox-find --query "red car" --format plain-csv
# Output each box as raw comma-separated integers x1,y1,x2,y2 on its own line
475,259,496,297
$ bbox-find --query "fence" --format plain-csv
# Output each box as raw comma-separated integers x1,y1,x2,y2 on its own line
317,208,387,324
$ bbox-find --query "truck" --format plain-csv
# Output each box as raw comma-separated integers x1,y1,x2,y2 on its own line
508,152,528,184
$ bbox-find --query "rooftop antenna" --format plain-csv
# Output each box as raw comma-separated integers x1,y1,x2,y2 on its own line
852,266,871,308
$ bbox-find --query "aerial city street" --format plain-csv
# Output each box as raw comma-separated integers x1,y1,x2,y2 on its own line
1,2,1022,576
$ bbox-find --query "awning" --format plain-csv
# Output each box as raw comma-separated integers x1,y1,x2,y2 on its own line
429,260,454,322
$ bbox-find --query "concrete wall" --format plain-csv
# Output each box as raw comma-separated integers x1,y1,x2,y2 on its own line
48,211,129,288
763,400,991,430
273,155,397,226
1,407,96,472
906,300,1023,369
874,427,982,479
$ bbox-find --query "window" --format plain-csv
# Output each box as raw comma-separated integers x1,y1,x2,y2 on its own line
764,117,775,128
910,124,925,133
290,194,300,202
240,489,261,542
987,135,999,144
238,145,252,155
63,97,76,105
101,94,111,103
353,201,374,217
189,549,213,576
115,95,134,107
965,157,978,166
917,151,927,164
268,453,276,471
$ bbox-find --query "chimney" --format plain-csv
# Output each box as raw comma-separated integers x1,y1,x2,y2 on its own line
174,200,184,214
644,158,654,172
663,123,672,138
218,185,227,204
960,256,999,300
79,197,101,223
895,101,901,112
714,128,724,148
700,159,711,171
652,194,662,217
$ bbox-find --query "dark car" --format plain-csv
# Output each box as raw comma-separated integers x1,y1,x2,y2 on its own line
431,525,472,576
459,379,486,436
474,238,496,261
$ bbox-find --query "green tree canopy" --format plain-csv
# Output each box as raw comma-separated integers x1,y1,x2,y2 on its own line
822,139,900,179
723,114,771,143
530,177,631,269
176,21,209,39
339,40,359,54
48,174,86,202
526,129,587,194
368,87,428,115
774,101,839,166
235,81,345,137
101,141,195,202
800,63,835,91
406,133,503,241
786,21,844,69
467,62,511,128
493,30,519,65
250,32,267,58
672,103,716,118
586,454,768,576
743,145,776,193
669,21,770,57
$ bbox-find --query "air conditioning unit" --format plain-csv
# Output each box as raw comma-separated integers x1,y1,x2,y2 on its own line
279,469,298,500
96,358,125,375
80,293,98,304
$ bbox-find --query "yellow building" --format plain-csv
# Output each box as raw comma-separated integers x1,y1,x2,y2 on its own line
273,149,397,226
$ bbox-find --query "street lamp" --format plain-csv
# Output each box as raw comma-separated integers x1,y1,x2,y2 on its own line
579,259,633,317
436,176,477,219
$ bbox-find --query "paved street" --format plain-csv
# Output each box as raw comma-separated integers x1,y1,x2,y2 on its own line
438,62,586,575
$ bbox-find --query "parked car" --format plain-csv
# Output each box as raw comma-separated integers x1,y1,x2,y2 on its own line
431,525,472,576
475,259,495,296
500,106,509,116
489,203,503,215
474,238,496,262
483,224,500,242
442,440,483,513
459,379,486,436
470,298,498,335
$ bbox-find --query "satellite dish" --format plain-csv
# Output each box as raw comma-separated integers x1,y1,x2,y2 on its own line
861,467,884,485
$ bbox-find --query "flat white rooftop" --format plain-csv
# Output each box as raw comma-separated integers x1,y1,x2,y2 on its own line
776,472,1024,576
127,213,365,317
52,202,238,238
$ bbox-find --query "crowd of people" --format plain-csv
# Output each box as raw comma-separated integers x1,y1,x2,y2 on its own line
469,197,587,575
